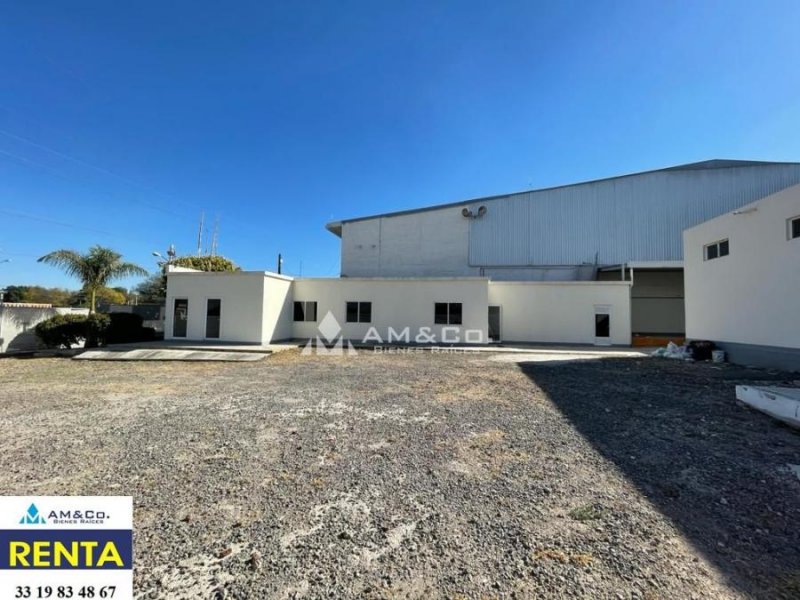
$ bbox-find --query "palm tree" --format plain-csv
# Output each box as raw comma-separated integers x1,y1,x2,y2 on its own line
38,246,148,313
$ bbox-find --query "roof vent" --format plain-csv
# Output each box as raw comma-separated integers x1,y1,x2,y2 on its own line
462,205,487,219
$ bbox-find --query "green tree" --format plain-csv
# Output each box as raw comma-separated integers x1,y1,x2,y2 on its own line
134,274,167,303
2,285,27,302
70,288,127,310
135,255,239,304
171,255,240,272
37,246,148,313
0,285,75,306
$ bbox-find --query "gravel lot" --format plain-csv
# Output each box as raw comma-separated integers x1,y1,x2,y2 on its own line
1,350,799,599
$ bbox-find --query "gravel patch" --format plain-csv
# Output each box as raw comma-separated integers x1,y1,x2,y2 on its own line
0,351,798,599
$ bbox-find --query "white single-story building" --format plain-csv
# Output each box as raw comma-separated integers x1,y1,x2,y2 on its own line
0,303,89,354
162,161,800,364
684,183,800,371
164,269,632,346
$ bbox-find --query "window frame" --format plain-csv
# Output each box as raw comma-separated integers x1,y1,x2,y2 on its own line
434,302,463,325
704,238,729,261
788,215,800,240
345,301,372,323
293,300,318,322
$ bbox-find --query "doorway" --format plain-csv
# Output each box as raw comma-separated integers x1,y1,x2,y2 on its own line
594,304,611,346
206,299,221,339
488,306,501,342
173,299,188,338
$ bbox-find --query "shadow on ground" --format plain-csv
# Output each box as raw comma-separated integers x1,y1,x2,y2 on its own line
519,357,800,599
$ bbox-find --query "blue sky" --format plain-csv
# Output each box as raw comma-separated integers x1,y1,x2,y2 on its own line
2,1,800,289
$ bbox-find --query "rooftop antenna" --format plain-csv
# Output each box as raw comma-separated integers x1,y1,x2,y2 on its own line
196,211,205,257
211,216,219,256
277,253,283,275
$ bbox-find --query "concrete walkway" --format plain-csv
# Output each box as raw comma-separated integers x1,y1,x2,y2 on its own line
104,340,294,354
75,348,268,362
96,340,652,362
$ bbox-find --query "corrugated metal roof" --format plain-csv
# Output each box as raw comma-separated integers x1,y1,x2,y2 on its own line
326,159,800,235
468,164,800,265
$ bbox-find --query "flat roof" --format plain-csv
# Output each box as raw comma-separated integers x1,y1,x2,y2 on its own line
167,269,295,282
325,159,800,237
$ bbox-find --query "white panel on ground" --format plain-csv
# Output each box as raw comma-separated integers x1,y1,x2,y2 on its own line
735,385,800,428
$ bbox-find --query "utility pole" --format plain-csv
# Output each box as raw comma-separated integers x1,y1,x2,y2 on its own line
277,253,283,275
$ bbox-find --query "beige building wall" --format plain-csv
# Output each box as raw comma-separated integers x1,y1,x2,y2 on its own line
683,183,800,368
488,281,632,345
165,271,267,343
263,274,294,342
165,272,634,346
292,278,489,344
340,206,473,278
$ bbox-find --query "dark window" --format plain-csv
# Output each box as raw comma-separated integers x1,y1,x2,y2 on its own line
205,299,221,338
595,313,610,338
704,239,728,261
345,301,372,323
346,302,358,323
173,299,188,338
359,301,371,323
293,301,317,322
791,216,800,240
434,303,448,324
435,302,462,325
449,303,462,325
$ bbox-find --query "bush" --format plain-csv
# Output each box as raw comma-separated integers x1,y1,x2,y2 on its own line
34,312,156,349
106,313,145,344
85,313,111,348
34,314,88,349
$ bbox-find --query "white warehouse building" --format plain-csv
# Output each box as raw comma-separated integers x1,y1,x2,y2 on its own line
164,159,800,359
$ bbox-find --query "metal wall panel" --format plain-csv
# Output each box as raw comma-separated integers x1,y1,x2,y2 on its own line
468,165,800,266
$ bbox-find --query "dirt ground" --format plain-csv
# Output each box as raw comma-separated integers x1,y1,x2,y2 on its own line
0,350,798,599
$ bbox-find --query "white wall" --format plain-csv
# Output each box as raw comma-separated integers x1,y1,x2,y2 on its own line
340,206,474,278
0,306,89,353
292,278,489,344
164,272,635,346
165,272,267,343
263,274,294,342
488,282,632,345
684,183,800,350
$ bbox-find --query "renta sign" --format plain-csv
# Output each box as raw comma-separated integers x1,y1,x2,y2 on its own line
3,535,128,569
0,497,133,599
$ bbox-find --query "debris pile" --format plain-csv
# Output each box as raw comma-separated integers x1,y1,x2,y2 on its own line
651,340,718,362
651,341,692,360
